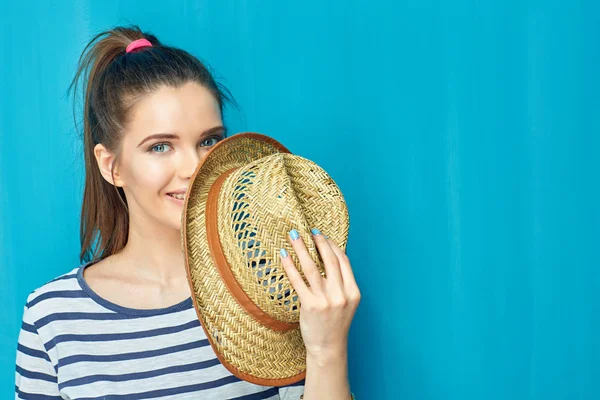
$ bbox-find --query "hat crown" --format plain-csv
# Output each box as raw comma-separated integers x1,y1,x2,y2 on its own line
218,152,346,324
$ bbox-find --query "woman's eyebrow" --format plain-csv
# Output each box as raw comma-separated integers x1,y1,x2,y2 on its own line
137,125,226,147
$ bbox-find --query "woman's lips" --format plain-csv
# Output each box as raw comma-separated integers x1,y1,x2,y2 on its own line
166,193,185,206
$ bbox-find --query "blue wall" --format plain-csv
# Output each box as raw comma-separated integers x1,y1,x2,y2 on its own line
1,1,599,398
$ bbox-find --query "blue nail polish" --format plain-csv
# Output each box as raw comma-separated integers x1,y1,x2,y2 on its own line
311,228,321,236
289,229,299,241
325,235,329,239
280,248,288,258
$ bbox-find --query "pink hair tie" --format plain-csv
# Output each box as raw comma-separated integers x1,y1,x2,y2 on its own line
126,38,153,53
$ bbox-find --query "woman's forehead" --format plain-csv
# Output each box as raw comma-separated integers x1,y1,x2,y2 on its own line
126,82,222,138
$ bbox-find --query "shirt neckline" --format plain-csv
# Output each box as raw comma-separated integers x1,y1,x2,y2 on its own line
77,260,193,316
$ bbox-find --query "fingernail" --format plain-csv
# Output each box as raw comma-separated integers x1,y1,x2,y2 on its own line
311,228,321,236
324,235,329,239
280,248,288,258
289,229,299,241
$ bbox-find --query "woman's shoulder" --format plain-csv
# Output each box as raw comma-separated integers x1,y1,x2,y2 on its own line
22,263,86,316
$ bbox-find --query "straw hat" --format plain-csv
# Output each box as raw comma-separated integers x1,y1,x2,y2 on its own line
181,132,349,386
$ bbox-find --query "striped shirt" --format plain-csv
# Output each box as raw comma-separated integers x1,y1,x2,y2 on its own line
14,261,305,399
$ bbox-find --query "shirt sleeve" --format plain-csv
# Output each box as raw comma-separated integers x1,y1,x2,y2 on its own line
278,379,305,400
14,303,62,399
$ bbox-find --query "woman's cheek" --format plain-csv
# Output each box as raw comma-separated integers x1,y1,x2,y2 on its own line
133,157,173,193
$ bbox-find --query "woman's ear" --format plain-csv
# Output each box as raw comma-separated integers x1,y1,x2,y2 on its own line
94,143,125,187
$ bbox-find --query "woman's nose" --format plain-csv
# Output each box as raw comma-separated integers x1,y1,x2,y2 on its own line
180,150,202,179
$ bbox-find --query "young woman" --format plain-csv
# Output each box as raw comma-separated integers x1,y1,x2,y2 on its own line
15,25,360,399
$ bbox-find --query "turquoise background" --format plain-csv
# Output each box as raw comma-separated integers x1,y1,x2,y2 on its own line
1,1,599,399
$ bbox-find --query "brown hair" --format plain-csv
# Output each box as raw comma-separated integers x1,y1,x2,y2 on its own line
67,25,237,264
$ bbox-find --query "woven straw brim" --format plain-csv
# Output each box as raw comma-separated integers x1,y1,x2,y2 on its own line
181,132,349,386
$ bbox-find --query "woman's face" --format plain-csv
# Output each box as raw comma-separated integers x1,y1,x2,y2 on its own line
105,81,225,232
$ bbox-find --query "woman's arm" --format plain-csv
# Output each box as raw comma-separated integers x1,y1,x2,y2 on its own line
303,349,352,399
15,302,61,399
281,231,360,400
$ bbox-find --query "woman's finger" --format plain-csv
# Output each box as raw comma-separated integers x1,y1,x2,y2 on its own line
327,238,360,297
287,229,324,294
279,247,311,300
310,228,344,289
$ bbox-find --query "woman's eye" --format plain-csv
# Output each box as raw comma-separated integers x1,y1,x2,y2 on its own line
201,137,220,147
150,143,172,153
149,137,221,153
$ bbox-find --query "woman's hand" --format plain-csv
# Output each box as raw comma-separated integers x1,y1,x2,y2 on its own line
279,228,361,358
